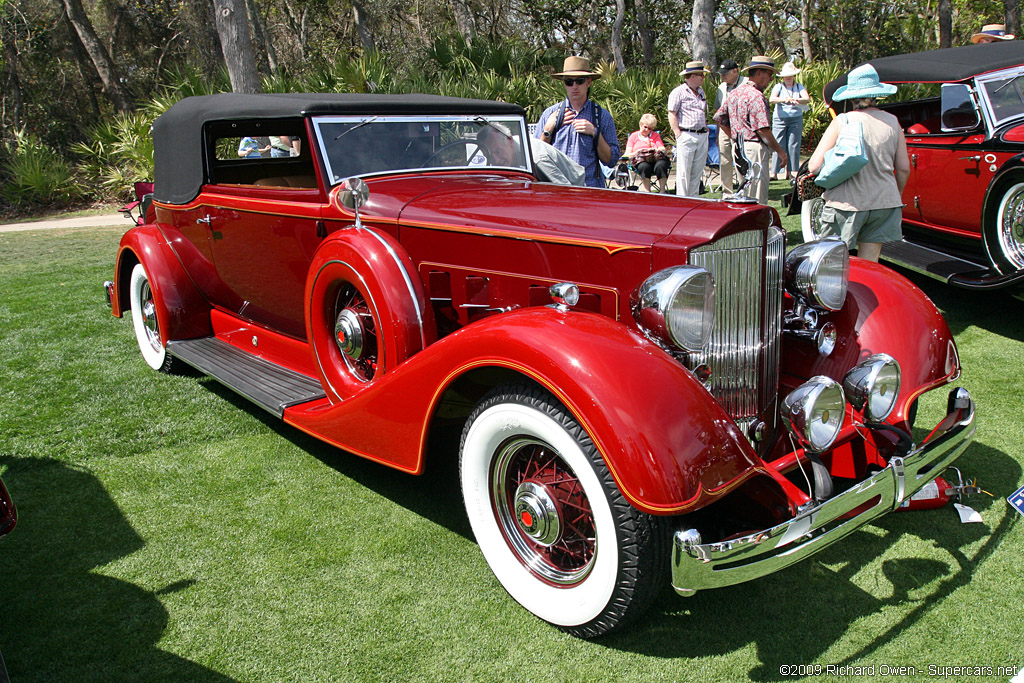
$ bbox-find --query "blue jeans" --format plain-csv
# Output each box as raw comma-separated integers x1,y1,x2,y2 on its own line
772,116,802,174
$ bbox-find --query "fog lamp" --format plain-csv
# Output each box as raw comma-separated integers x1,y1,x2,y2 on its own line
781,376,846,452
843,353,901,421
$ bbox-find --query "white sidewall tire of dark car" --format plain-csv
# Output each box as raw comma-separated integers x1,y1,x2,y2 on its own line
991,179,1024,273
460,385,665,637
128,263,174,373
801,196,826,243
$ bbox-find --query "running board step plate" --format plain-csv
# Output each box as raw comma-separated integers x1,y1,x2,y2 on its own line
167,337,325,417
881,239,986,281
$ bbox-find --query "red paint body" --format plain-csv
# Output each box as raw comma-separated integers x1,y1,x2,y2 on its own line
111,113,962,518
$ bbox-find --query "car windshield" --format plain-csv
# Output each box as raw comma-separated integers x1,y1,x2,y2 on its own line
312,115,531,185
981,72,1024,124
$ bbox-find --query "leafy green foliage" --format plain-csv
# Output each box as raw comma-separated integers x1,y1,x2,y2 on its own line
71,112,157,202
0,129,82,208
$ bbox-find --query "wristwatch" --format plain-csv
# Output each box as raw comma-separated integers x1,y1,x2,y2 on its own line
542,130,552,139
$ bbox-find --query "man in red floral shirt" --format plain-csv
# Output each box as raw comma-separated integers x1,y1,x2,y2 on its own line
714,56,788,204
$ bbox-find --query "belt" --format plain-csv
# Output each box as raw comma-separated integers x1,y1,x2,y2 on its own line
680,127,708,134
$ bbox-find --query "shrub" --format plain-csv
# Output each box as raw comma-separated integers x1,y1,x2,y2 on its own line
71,112,157,202
0,129,83,209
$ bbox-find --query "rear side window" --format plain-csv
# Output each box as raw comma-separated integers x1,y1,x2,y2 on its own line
205,118,316,187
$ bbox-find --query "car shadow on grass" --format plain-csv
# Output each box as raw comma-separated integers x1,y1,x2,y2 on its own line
0,456,239,683
597,439,1019,674
197,378,473,542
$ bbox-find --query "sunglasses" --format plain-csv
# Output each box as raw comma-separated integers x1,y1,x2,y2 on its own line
563,77,588,86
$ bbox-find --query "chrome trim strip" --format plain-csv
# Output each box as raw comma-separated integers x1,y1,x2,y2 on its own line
671,388,975,594
364,228,427,349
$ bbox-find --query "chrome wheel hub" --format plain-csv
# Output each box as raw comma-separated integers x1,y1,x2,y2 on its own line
513,481,562,546
998,184,1024,269
141,289,160,350
334,308,364,360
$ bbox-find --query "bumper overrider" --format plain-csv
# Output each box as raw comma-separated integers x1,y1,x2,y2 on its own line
672,387,976,596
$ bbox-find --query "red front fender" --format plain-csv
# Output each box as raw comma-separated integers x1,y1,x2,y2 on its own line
114,225,212,342
781,257,959,425
286,307,766,515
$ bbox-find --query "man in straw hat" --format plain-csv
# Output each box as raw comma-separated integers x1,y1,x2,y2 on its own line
971,24,1015,44
667,61,711,198
713,55,788,204
535,56,620,187
713,59,747,194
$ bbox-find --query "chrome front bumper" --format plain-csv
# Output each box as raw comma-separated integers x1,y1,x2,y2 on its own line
671,387,976,596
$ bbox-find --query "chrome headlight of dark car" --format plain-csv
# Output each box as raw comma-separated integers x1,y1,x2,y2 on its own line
784,239,849,311
781,376,846,452
843,353,901,421
631,266,715,352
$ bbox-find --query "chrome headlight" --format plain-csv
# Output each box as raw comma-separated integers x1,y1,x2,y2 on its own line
843,353,901,421
631,266,715,352
784,239,849,311
781,376,846,452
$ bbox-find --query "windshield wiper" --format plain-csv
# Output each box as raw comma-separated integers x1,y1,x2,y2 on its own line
335,116,379,140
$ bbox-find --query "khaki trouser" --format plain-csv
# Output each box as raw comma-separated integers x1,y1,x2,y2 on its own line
736,139,772,204
719,134,736,193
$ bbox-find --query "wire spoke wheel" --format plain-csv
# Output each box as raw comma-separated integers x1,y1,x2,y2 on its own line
333,283,378,382
996,181,1024,270
491,437,596,585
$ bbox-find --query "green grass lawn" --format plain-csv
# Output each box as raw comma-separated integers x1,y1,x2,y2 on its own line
0,203,1022,682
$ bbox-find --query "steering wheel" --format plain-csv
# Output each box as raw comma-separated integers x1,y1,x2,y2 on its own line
422,140,490,167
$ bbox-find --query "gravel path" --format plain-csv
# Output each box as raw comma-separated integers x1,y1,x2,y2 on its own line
0,213,126,234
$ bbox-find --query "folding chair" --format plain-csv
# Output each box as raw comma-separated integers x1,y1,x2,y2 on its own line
701,124,722,195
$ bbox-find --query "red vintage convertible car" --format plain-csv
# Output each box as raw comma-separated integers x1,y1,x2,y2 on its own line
805,42,1024,292
106,93,975,637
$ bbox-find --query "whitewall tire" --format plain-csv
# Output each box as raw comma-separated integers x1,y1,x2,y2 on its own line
459,384,666,638
128,263,175,373
801,196,826,243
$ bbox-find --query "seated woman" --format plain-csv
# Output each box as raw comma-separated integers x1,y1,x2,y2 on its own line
625,113,670,192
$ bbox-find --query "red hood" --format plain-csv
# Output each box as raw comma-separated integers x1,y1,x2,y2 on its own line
393,175,697,249
388,174,777,251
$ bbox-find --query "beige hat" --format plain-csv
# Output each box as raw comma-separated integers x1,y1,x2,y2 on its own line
971,24,1015,43
679,60,710,76
779,61,801,77
552,56,601,79
742,56,778,73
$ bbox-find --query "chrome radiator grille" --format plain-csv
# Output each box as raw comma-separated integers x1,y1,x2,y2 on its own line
688,228,785,426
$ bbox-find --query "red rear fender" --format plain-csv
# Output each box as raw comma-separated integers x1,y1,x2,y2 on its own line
286,307,765,515
115,225,212,341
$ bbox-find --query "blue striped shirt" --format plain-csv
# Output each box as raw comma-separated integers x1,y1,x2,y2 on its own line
535,98,620,187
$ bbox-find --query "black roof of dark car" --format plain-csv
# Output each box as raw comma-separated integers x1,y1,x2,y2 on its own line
824,41,1024,104
153,93,526,204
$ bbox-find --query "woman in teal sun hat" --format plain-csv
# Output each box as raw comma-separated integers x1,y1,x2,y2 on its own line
807,64,909,262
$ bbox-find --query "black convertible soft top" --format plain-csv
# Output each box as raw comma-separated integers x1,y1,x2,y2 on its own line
153,93,526,205
823,41,1024,104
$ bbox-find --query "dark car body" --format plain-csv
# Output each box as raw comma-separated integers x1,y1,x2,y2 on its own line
106,93,975,637
807,42,1024,292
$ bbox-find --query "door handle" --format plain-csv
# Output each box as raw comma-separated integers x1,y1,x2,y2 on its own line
957,155,982,162
196,215,212,225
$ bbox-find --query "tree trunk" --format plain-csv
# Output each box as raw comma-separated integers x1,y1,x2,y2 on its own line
611,0,626,72
938,0,951,48
212,0,262,93
690,0,716,66
800,0,813,62
635,0,655,67
2,26,24,131
450,0,475,47
353,0,376,53
1007,0,1021,36
60,0,133,112
244,0,276,75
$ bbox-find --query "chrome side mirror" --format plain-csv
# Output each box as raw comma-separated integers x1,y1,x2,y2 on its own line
339,177,370,228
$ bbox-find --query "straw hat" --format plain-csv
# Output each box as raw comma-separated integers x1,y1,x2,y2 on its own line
971,24,1016,43
742,56,777,73
679,61,710,77
779,61,801,78
832,64,897,101
552,56,601,79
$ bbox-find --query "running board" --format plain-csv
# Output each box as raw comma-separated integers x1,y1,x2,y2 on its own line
880,239,987,282
166,337,326,417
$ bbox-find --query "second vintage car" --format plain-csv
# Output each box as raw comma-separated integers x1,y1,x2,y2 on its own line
806,41,1024,293
107,93,975,637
